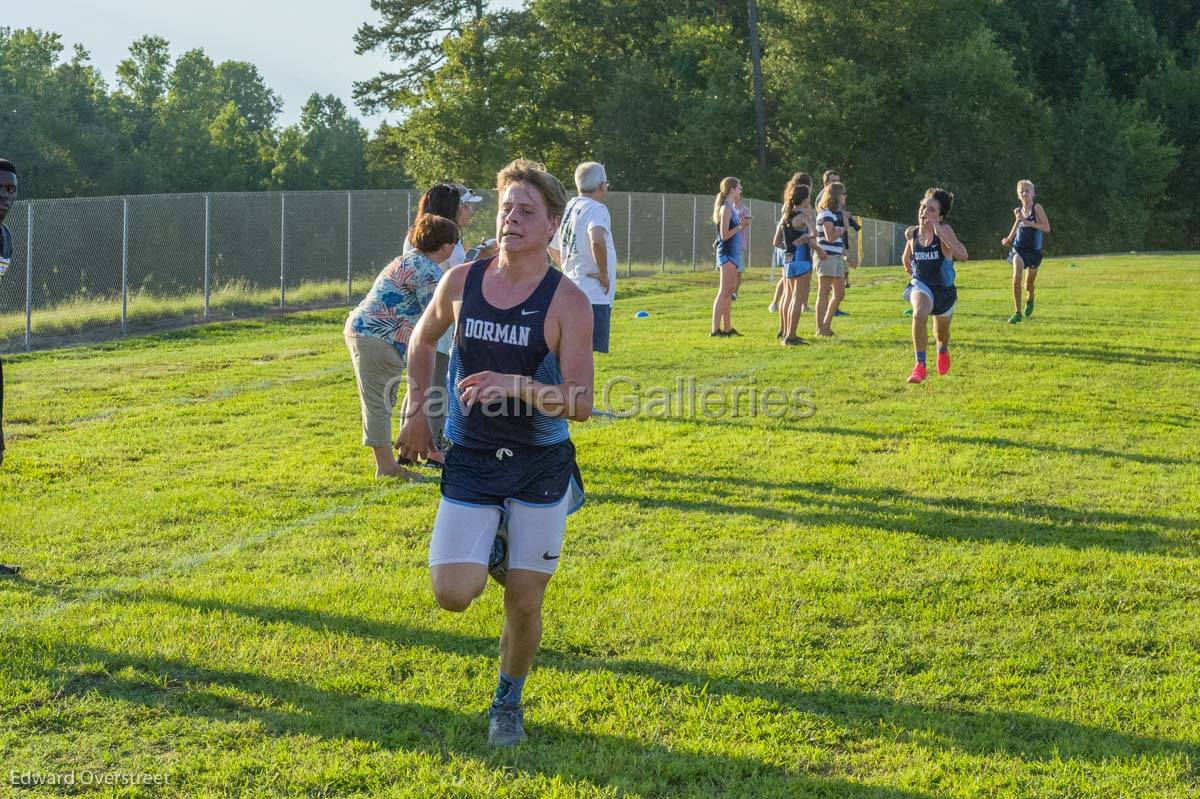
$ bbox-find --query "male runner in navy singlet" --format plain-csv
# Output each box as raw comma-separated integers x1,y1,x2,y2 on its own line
397,159,594,746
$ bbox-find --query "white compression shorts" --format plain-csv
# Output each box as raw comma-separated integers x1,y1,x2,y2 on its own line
428,492,571,576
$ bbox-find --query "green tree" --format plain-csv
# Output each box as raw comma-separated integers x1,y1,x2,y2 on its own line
0,28,126,197
214,61,282,133
273,94,368,190
354,0,501,112
114,35,171,149
365,122,413,188
1043,61,1177,252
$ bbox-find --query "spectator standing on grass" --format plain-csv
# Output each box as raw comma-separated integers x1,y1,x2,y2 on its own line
814,182,853,336
549,162,618,353
815,168,860,312
769,172,813,316
345,214,460,478
712,177,750,337
778,178,823,346
0,158,20,575
401,183,496,463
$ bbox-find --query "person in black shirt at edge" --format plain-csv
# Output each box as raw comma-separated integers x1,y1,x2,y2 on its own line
0,158,21,576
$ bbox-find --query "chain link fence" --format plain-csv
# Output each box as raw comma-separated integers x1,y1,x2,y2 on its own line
0,190,907,353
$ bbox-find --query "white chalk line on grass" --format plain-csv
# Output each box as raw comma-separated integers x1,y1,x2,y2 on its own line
2,484,429,633
66,364,351,427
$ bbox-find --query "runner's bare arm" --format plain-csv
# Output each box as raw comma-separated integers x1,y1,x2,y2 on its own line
1032,203,1051,233
936,223,969,262
397,265,469,458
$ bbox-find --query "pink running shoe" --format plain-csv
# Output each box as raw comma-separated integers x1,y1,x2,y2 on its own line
907,363,927,384
936,350,950,375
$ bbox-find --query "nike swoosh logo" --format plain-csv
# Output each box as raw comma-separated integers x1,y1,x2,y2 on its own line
542,552,559,560
521,309,540,316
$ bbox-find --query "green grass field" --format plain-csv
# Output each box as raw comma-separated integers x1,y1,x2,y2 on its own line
2,254,1198,797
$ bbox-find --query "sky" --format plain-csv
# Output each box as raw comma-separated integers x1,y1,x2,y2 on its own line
9,0,405,132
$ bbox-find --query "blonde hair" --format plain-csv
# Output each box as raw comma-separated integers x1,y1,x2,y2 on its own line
712,177,741,224
1017,179,1035,193
496,159,567,221
818,182,845,212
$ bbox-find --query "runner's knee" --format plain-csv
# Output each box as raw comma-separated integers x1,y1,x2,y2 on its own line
432,570,486,612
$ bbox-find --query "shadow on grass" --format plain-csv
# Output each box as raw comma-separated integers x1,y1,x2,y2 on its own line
38,589,1200,784
25,634,937,799
583,464,1198,555
814,424,1198,468
631,415,1195,470
965,340,1200,369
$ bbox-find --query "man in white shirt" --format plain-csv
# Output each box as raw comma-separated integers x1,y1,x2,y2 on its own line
549,162,617,353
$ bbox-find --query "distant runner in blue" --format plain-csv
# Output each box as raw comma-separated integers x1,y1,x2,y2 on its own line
902,188,969,384
711,176,751,337
398,159,594,748
1001,179,1051,323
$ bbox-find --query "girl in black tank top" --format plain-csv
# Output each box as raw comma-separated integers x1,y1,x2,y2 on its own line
778,181,819,345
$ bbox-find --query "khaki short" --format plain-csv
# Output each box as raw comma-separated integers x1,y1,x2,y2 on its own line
817,254,849,279
346,333,406,447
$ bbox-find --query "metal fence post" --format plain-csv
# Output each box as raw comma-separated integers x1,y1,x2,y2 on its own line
203,194,211,319
691,195,697,272
279,193,286,310
877,219,883,266
121,197,129,334
626,193,632,278
660,194,666,273
346,192,353,303
24,204,32,352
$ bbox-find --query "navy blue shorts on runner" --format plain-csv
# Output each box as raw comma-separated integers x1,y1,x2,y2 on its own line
904,280,958,317
441,440,584,510
591,304,612,353
1009,247,1043,269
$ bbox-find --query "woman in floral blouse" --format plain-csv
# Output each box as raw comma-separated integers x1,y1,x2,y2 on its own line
345,214,460,477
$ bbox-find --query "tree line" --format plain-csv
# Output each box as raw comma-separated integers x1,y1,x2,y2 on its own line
5,1,1200,255
0,28,407,200
356,0,1199,255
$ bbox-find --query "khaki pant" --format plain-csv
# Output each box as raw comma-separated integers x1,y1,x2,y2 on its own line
345,333,406,447
817,254,849,278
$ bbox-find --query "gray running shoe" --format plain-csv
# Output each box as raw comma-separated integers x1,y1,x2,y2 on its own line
488,702,527,747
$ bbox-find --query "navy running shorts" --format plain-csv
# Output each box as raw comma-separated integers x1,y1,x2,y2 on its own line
441,440,584,511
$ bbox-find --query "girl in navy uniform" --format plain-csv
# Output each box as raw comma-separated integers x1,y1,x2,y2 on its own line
398,159,593,748
778,178,823,345
711,177,750,336
902,188,969,383
768,172,813,317
1001,179,1051,323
